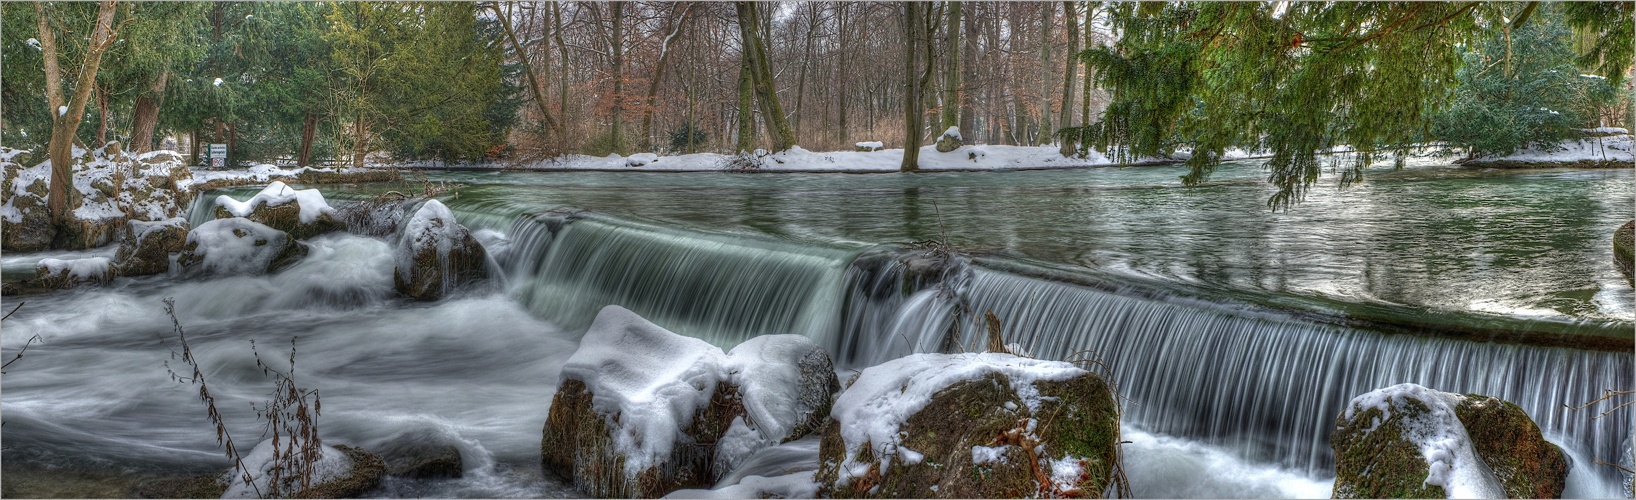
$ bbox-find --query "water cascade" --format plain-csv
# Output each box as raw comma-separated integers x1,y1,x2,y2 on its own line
489,209,1632,485
513,214,856,348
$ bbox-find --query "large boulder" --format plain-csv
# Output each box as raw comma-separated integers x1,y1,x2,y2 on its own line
33,257,114,289
1616,220,1634,286
176,217,306,277
814,352,1120,498
541,305,839,498
392,200,488,301
1331,383,1568,499
113,218,190,276
220,439,385,499
213,181,343,240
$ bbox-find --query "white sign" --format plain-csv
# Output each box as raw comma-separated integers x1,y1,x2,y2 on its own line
207,143,227,158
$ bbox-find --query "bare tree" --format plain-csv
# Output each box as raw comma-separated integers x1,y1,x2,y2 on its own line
36,0,122,238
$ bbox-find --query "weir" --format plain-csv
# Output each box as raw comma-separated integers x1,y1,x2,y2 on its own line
477,206,1634,483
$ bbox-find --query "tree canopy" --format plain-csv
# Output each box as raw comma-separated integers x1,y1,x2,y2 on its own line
1075,1,1633,210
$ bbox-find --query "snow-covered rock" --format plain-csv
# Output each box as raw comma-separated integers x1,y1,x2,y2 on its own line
113,218,189,276
2,159,54,251
392,200,488,301
220,439,385,499
625,153,659,167
176,217,306,276
541,305,840,498
935,126,963,153
33,257,113,289
854,141,884,152
2,146,193,251
813,352,1120,498
1330,383,1568,499
213,181,342,240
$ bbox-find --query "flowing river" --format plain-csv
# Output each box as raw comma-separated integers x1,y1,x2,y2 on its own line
2,160,1630,498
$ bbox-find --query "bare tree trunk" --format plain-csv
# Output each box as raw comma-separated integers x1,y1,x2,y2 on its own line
901,2,926,172
735,57,756,153
38,0,120,234
1080,2,1094,126
488,2,563,140
298,113,319,167
129,69,168,153
351,113,368,169
1037,3,1054,145
641,3,694,152
942,0,961,150
793,2,819,140
959,2,978,141
1057,1,1079,155
553,2,569,125
95,84,109,146
610,2,626,154
835,3,850,148
736,1,796,151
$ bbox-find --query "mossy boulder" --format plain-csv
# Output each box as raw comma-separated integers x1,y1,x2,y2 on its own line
815,353,1120,498
1331,384,1567,499
33,257,115,289
213,186,343,241
177,218,307,276
377,428,464,479
113,218,190,276
1616,220,1633,286
541,306,840,498
393,200,489,301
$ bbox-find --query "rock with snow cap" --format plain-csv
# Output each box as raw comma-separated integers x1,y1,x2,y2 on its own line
541,305,840,498
113,218,189,276
176,217,306,277
1330,383,1567,499
814,352,1120,498
213,181,343,240
33,257,114,289
391,200,489,301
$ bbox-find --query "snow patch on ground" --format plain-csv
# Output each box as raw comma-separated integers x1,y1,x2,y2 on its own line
214,181,335,224
1344,383,1505,499
1478,134,1634,164
470,144,1167,173
828,352,1086,483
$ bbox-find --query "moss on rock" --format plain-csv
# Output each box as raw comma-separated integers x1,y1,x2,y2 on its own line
1615,220,1633,286
1332,386,1569,499
816,369,1120,499
114,219,190,276
1453,395,1569,499
541,379,747,498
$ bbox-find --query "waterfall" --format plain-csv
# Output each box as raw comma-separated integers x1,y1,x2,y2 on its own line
947,266,1633,480
467,206,1631,483
512,214,856,348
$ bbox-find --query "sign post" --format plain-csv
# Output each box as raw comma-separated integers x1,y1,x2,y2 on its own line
207,143,227,168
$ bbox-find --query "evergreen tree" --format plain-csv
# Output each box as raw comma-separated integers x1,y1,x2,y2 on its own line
1435,7,1620,158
